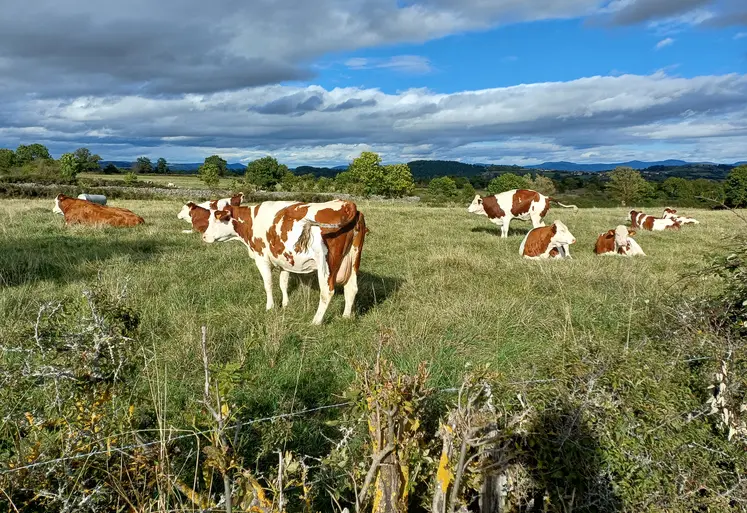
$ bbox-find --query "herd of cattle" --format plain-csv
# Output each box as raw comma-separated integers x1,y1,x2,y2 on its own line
50,190,700,323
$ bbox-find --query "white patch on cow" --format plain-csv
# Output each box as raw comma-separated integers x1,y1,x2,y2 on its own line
467,195,486,216
52,197,63,215
177,204,192,222
615,225,646,256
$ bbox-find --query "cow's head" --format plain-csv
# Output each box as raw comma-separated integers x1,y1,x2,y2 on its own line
202,208,240,243
550,220,576,246
230,192,244,206
52,193,65,215
467,195,485,215
664,207,677,215
614,225,633,248
177,202,196,222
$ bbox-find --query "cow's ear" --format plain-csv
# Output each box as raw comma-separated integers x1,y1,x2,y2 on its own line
215,209,232,221
186,202,196,208
628,230,636,236
607,229,615,236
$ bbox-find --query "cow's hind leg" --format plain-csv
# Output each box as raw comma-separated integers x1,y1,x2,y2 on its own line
255,259,275,310
342,269,358,318
312,260,334,325
500,218,510,238
279,270,290,308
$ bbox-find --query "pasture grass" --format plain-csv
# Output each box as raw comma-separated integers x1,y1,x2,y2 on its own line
0,198,740,424
79,172,238,189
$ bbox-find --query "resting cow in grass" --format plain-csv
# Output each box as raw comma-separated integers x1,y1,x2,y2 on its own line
594,225,646,256
519,220,576,259
177,193,243,226
662,207,700,225
629,210,680,231
468,189,578,238
202,199,367,325
52,194,145,227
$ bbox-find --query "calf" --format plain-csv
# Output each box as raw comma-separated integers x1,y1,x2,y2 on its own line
177,193,243,225
468,189,578,238
519,220,576,259
52,194,144,227
202,199,367,325
629,210,680,231
663,207,699,225
594,225,646,256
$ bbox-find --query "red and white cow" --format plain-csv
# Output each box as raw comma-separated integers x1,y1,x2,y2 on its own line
52,194,145,227
518,220,576,259
468,189,578,238
629,210,680,231
177,193,243,226
662,207,699,225
594,225,646,256
179,202,211,234
202,199,367,325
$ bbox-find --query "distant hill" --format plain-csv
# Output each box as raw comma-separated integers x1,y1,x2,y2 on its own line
99,161,245,173
525,160,692,172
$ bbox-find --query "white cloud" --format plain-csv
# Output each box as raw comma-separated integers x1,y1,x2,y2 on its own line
2,71,746,165
655,37,675,49
345,55,434,74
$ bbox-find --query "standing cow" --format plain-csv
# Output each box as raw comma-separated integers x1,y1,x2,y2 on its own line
468,189,578,238
202,199,367,325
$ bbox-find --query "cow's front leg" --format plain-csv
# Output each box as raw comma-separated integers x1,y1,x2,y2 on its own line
279,270,290,308
312,260,334,325
254,259,275,310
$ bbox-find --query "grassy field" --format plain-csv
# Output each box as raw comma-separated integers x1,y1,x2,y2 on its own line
0,198,740,416
79,172,238,189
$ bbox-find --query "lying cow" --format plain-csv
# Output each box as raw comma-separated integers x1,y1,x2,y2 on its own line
594,225,646,256
52,193,144,227
468,189,578,238
202,199,367,325
518,220,576,259
663,207,699,225
629,210,680,231
177,193,244,226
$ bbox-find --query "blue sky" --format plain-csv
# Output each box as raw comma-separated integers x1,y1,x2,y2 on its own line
0,0,746,166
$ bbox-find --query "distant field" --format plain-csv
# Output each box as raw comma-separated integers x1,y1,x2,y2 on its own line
0,199,739,417
79,172,237,189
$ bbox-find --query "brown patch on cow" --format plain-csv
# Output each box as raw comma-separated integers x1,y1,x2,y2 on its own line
56,194,145,227
594,230,616,254
522,224,555,257
188,204,210,233
283,251,295,266
665,220,681,231
223,205,260,253
642,215,654,231
230,193,243,206
321,210,366,291
266,202,310,257
209,200,219,210
511,189,540,216
629,210,640,227
481,195,505,219
250,237,265,256
254,204,260,217
539,196,551,218
549,247,559,257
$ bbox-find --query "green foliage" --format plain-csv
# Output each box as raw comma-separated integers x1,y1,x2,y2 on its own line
524,173,556,196
15,143,51,165
341,152,414,197
123,171,138,185
73,147,101,173
198,161,221,188
605,166,648,206
428,176,458,200
0,148,16,172
58,152,79,179
156,157,169,174
661,177,694,200
205,154,229,177
724,165,747,208
246,156,289,188
486,173,530,195
133,156,153,174
19,157,62,179
102,163,120,174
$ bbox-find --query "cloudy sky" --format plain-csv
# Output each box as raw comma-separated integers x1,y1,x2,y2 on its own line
1,0,746,166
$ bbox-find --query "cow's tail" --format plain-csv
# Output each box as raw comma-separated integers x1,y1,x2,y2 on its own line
548,197,579,213
294,219,351,254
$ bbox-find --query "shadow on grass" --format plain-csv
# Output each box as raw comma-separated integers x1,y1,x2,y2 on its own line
0,233,172,287
470,225,531,236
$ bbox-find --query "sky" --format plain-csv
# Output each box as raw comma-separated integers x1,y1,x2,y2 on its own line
0,0,746,167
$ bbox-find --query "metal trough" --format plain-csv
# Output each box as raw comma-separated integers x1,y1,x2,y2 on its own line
77,194,107,205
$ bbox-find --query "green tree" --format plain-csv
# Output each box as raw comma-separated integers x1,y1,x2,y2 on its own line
486,173,530,195
528,174,556,196
156,158,169,174
59,152,80,179
15,143,51,165
246,156,288,188
605,166,648,206
724,165,747,208
428,176,458,200
133,157,153,174
124,172,138,185
0,148,15,172
102,163,120,174
316,176,334,192
198,162,221,188
692,178,725,205
73,147,101,173
661,177,694,200
204,155,228,177
340,152,414,197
